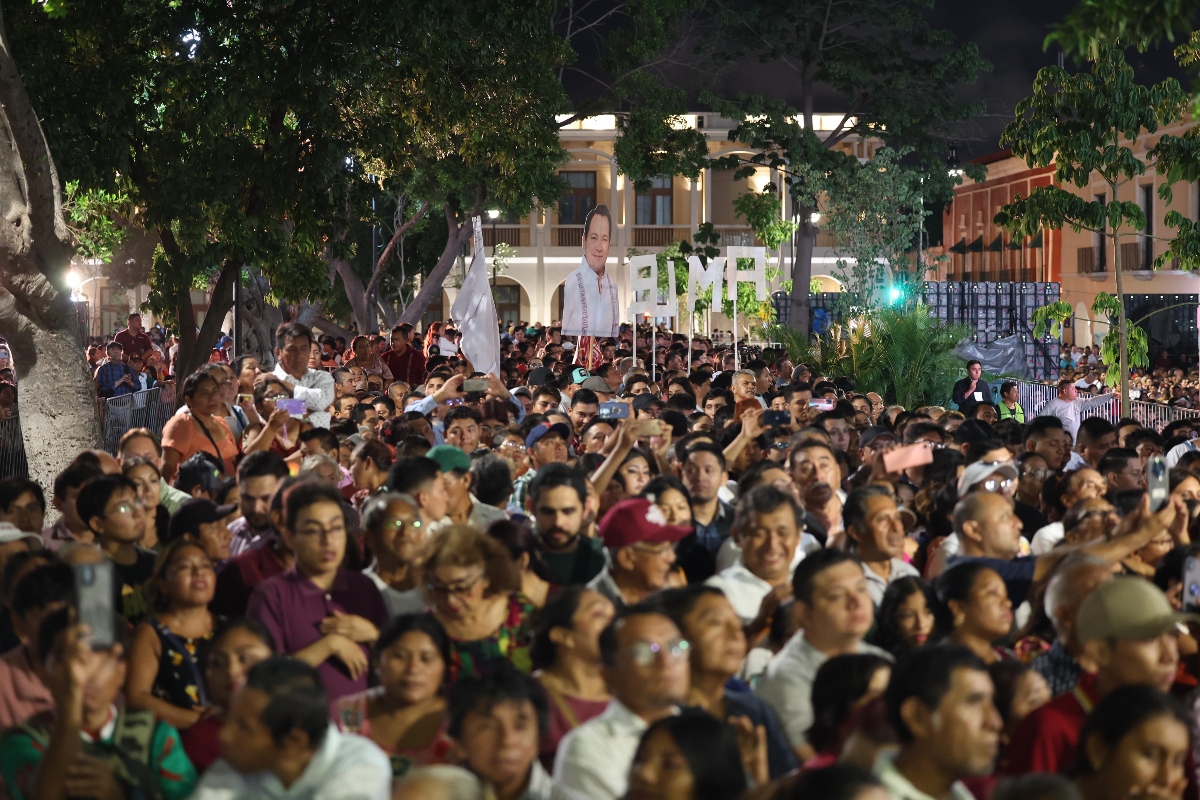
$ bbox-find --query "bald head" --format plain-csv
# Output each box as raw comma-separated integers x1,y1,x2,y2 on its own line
953,491,1023,560
1043,554,1113,645
393,767,483,800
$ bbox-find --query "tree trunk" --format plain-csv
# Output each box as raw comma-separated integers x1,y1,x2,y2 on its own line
330,255,373,333
1113,229,1130,417
0,1,101,484
789,216,816,334
169,257,239,389
398,207,472,328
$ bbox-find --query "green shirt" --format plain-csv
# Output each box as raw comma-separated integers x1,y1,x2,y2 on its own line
540,535,607,586
0,708,197,800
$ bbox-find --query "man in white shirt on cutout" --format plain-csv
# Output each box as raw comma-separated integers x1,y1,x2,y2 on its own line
271,321,336,429
561,205,620,342
553,607,687,800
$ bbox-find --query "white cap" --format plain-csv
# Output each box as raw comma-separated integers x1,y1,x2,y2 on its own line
957,460,1019,497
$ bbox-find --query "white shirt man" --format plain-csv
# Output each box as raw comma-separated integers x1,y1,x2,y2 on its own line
561,207,620,338
1035,381,1117,444
272,324,335,429
755,551,892,751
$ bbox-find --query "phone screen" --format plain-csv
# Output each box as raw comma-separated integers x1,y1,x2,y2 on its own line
763,410,791,427
1184,556,1200,612
75,561,116,649
276,398,307,418
1148,455,1169,511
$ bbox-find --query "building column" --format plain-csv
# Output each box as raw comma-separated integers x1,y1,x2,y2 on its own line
690,176,699,231
702,167,712,225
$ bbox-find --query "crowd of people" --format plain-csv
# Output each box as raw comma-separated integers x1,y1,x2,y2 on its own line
3,310,1200,800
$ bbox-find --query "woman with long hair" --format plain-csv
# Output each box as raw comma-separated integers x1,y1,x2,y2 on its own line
124,540,220,729
933,562,1015,664
869,576,936,657
530,586,614,770
122,457,168,550
626,712,750,800
1073,685,1190,800
336,614,453,779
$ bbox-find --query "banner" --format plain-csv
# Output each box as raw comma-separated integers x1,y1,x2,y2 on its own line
450,217,502,377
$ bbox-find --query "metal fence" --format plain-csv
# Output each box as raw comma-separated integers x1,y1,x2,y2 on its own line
102,387,176,455
1010,380,1200,433
0,416,28,479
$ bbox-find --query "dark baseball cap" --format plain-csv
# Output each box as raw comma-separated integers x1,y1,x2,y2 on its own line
632,394,664,412
859,426,898,449
525,422,572,449
526,367,554,387
168,498,236,544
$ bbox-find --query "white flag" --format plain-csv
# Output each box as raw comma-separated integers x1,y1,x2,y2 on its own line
451,217,502,378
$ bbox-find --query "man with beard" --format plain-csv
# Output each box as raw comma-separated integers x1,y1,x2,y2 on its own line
228,451,292,556
530,464,604,585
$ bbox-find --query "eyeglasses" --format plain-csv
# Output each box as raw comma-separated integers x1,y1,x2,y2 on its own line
978,477,1015,493
427,572,485,597
626,639,690,667
1021,468,1052,480
767,442,790,451
387,518,422,532
107,500,144,516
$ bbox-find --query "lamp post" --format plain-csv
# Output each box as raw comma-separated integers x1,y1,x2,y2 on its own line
487,209,500,291
946,145,965,279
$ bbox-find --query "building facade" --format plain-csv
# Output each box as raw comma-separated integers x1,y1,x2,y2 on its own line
441,113,876,332
941,120,1200,360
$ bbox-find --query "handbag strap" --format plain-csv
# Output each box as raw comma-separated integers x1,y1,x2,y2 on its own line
192,413,227,475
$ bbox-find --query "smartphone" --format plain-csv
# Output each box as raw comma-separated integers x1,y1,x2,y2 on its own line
763,410,791,427
598,401,630,420
1148,455,1169,511
1184,556,1200,611
882,442,934,473
629,419,664,437
276,398,307,418
235,393,254,404
809,398,835,412
463,378,489,393
75,560,116,649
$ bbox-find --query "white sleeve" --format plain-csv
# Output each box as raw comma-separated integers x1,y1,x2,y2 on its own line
294,371,335,414
755,669,812,748
561,272,584,336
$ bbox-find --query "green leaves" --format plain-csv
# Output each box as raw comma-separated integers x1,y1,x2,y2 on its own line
61,180,131,262
1046,0,1200,58
1031,300,1073,339
732,188,797,252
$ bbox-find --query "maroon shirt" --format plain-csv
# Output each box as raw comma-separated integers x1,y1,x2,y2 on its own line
113,328,153,362
247,567,386,701
382,346,426,385
210,540,288,619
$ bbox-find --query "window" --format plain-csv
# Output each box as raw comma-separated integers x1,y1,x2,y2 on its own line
1094,193,1107,269
636,176,672,225
558,172,596,224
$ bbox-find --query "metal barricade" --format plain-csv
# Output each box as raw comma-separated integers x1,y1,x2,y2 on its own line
0,415,28,479
1015,380,1200,432
102,387,175,454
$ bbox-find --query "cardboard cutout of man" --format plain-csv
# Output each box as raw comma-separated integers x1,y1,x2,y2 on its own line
562,205,620,345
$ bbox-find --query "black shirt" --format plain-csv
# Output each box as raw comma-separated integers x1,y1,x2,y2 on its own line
1014,500,1048,540
952,377,985,417
539,535,607,586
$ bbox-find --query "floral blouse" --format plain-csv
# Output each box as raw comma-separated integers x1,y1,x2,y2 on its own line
443,593,536,683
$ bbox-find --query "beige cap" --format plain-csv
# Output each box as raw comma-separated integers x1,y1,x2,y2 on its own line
1076,576,1199,643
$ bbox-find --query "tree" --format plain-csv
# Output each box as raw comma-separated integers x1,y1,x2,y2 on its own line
814,148,928,310
703,0,989,334
0,2,101,487
994,44,1188,412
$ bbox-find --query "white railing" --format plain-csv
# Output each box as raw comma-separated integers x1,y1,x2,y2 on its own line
1014,380,1200,432
102,387,177,455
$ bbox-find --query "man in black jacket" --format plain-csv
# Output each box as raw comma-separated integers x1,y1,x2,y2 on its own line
951,360,985,418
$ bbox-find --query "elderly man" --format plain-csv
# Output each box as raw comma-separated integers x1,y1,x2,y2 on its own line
588,498,692,610
844,485,919,605
1030,554,1113,696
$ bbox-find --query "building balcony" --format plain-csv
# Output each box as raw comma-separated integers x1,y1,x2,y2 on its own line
1077,246,1106,275
481,226,530,247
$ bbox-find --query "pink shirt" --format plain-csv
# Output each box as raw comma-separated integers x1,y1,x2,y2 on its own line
0,646,53,729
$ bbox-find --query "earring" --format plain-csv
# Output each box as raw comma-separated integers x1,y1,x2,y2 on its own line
954,612,965,628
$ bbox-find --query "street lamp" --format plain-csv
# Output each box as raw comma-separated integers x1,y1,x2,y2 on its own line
487,209,500,291
947,144,965,179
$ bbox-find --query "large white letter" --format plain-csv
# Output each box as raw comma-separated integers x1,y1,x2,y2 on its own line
725,246,768,302
628,254,658,318
686,255,726,313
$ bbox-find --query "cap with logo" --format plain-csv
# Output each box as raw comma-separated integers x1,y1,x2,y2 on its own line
1076,576,1200,643
426,445,472,473
570,367,590,385
598,498,693,549
525,422,572,449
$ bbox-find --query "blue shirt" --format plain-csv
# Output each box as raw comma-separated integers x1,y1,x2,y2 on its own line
724,689,799,779
95,361,134,398
693,499,734,553
946,554,1036,606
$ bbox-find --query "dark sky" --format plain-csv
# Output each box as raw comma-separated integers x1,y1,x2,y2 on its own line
690,1,1193,161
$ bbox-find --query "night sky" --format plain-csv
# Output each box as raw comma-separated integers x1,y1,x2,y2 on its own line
684,1,1194,161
